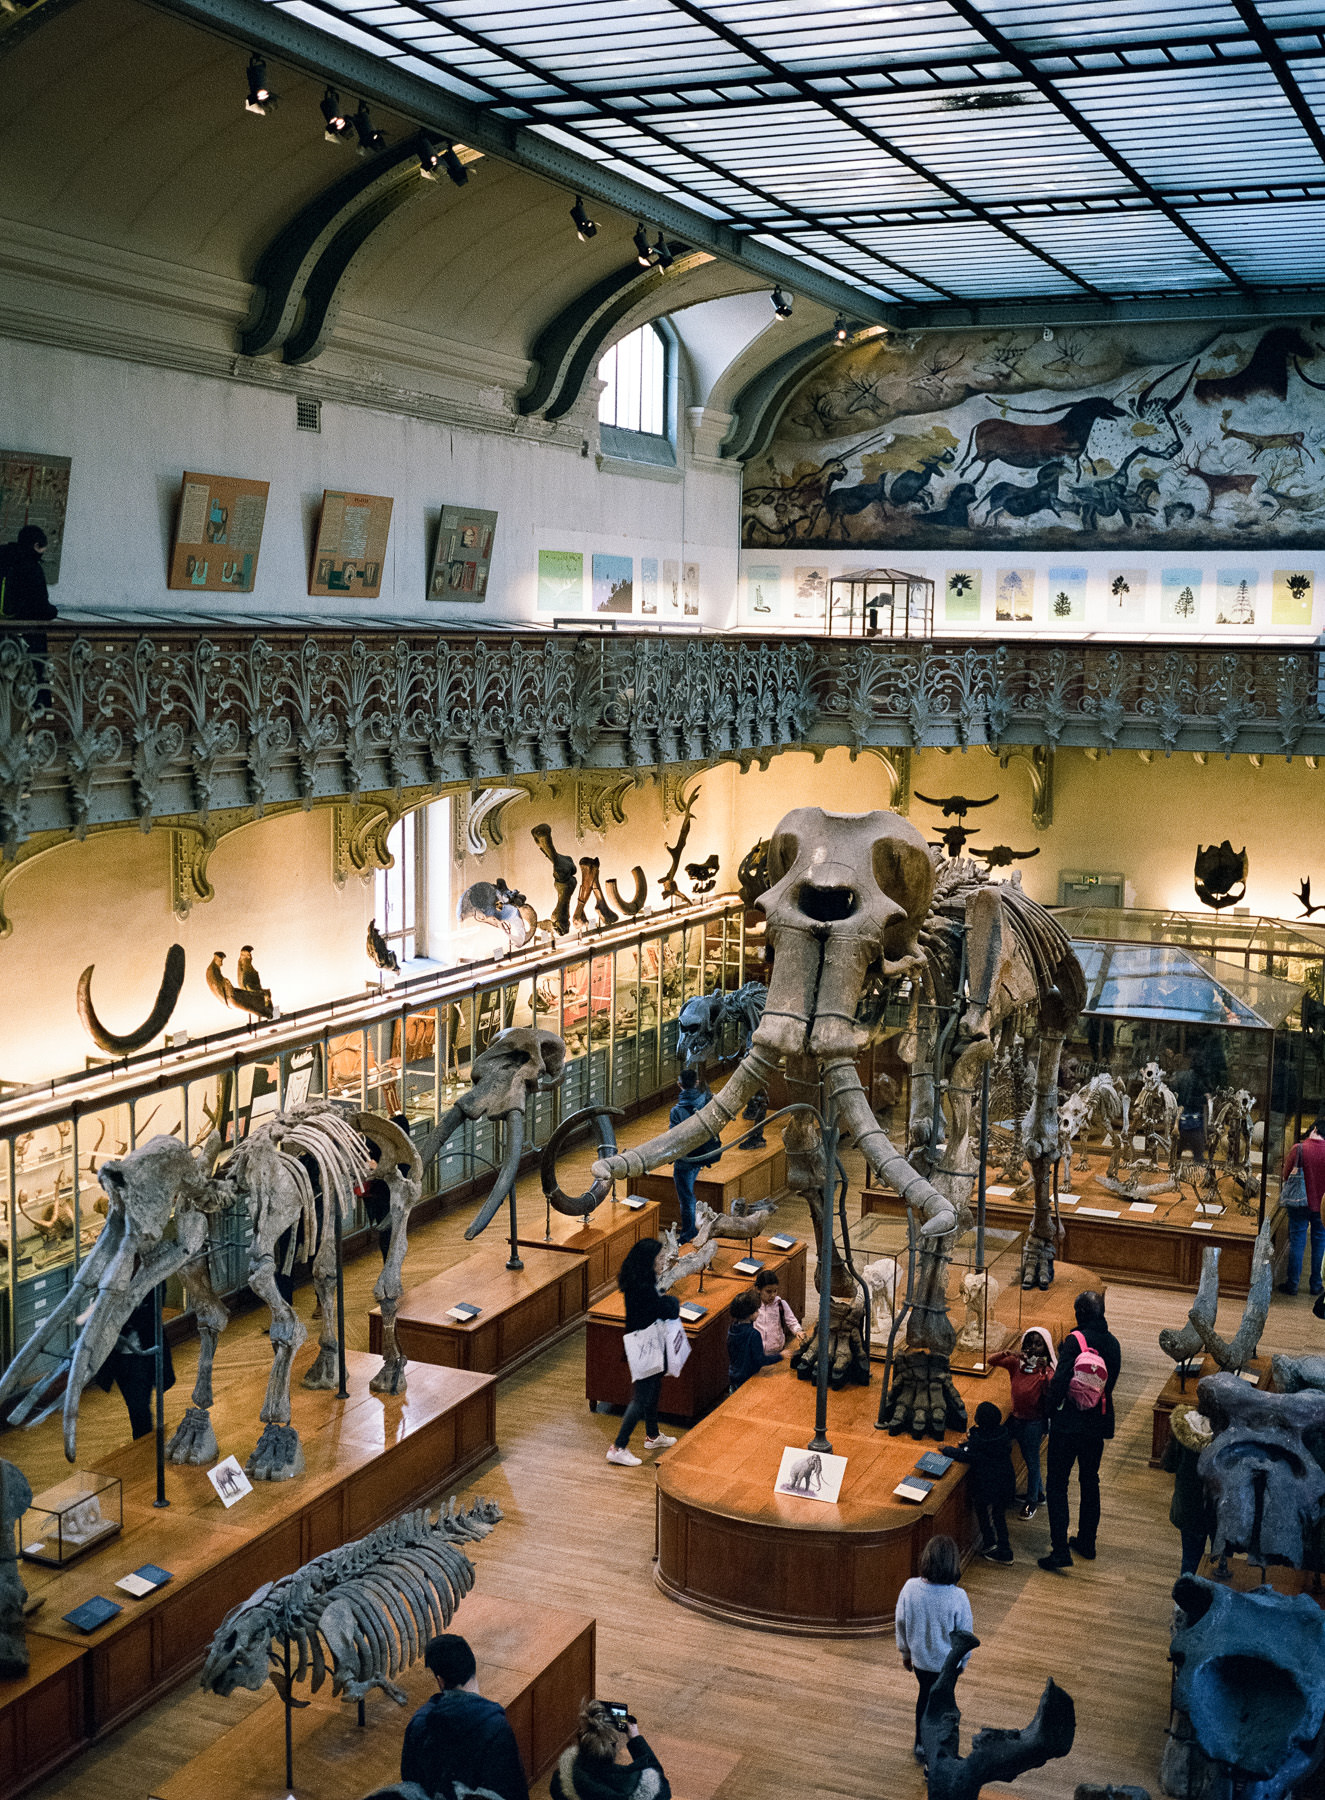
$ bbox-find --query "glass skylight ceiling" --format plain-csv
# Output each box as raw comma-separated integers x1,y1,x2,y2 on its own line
268,0,1325,309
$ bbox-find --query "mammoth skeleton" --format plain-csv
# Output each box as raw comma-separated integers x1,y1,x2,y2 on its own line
543,807,1084,1437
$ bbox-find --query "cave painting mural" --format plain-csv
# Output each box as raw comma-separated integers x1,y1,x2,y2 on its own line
741,321,1325,550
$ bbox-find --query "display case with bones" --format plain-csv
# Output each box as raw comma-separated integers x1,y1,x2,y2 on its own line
852,1208,1025,1374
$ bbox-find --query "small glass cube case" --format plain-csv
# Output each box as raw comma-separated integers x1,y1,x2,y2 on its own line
20,1471,122,1566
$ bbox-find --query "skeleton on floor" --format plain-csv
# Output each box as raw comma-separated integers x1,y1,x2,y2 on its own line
542,808,1084,1437
0,1030,569,1480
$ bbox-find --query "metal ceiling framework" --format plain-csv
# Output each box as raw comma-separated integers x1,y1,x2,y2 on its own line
169,0,1325,325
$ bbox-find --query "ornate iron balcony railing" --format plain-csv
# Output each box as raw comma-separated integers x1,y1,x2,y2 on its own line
2,625,1321,850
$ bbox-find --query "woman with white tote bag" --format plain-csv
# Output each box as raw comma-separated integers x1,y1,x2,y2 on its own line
608,1238,682,1466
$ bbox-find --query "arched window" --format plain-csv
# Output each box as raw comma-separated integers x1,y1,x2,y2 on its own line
598,323,667,437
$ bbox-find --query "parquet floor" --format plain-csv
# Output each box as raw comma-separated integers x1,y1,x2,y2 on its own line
9,1108,1323,1800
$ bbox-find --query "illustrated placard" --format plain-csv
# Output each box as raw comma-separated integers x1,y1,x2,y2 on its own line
1273,568,1313,626
1161,567,1203,625
537,548,583,612
592,552,633,613
746,562,779,618
430,505,497,600
774,1445,847,1505
1048,565,1087,624
995,567,1034,622
311,490,393,598
0,449,72,583
169,472,269,593
640,555,660,615
207,1455,253,1508
1216,568,1258,625
945,568,981,623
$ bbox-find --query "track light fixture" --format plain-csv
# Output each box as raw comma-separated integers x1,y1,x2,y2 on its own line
634,222,656,267
834,312,849,342
352,102,386,155
417,139,440,178
244,55,274,116
321,87,353,143
654,234,674,270
771,286,794,319
442,143,468,185
570,195,597,241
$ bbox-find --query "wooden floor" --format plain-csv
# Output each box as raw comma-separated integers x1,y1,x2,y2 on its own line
8,1107,1324,1800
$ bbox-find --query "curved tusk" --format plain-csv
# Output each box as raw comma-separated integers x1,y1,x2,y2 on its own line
540,1107,625,1217
605,867,648,916
410,1103,468,1172
77,944,187,1054
823,1059,958,1238
593,1044,781,1183
464,1110,525,1241
0,1214,125,1420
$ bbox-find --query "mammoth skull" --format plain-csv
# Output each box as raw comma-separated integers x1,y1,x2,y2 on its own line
755,808,933,1059
463,1028,565,1120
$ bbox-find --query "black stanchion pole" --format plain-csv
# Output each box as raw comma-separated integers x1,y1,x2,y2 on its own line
808,1095,837,1456
333,1194,349,1401
152,1282,169,1509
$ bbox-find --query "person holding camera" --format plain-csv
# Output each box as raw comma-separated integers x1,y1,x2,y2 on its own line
551,1700,671,1800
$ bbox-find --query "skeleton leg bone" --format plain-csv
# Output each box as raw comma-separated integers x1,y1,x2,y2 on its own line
246,1252,307,1481
167,1254,230,1464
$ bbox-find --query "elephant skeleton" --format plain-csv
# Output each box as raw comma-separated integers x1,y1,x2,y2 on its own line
544,808,1084,1437
0,1029,569,1480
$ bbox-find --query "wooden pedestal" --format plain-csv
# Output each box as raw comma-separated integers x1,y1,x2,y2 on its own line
2,1351,495,1794
585,1238,808,1424
653,1261,1100,1636
371,1245,589,1377
517,1199,661,1301
630,1129,786,1231
1150,1355,1269,1466
150,1592,595,1800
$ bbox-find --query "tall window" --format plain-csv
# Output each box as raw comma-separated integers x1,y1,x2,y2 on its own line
375,811,420,964
598,323,667,436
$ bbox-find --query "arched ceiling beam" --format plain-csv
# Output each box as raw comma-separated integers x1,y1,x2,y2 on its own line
722,331,844,465
521,247,710,421
242,131,440,362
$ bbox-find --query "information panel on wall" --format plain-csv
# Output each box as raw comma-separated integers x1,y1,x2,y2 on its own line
0,449,72,583
429,505,497,600
168,472,269,593
310,490,394,598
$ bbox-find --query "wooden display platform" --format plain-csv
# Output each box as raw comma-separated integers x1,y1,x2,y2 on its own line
2,1349,495,1790
654,1261,1100,1636
863,1183,1278,1295
585,1237,808,1425
1150,1354,1269,1466
516,1198,661,1301
370,1245,589,1378
0,1635,87,1799
629,1127,786,1231
151,1591,595,1800
530,1730,742,1800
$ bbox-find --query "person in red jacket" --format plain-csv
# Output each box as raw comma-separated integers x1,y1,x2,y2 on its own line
989,1326,1056,1519
1279,1119,1325,1307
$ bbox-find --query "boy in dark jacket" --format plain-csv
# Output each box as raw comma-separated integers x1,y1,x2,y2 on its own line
670,1068,722,1241
950,1399,1017,1562
727,1288,781,1391
1037,1289,1122,1572
401,1634,528,1800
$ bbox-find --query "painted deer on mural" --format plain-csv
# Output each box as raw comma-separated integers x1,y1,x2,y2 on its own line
543,808,1085,1437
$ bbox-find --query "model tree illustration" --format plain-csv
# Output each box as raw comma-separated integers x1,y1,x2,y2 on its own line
1111,574,1130,601
1175,586,1196,619
1053,591,1072,618
1287,572,1311,602
949,572,973,597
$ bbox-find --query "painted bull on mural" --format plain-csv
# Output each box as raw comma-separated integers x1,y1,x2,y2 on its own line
958,396,1125,482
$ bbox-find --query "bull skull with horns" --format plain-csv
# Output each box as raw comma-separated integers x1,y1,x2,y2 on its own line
543,807,1084,1435
0,1030,571,1480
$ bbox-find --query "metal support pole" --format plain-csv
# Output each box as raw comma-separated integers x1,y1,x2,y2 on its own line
152,1282,169,1509
333,1190,349,1400
808,1093,837,1456
283,1636,295,1791
976,1060,990,1273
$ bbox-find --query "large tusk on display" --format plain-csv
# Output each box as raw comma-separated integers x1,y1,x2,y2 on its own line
410,1104,468,1171
540,1106,625,1216
605,867,648,917
0,1214,126,1421
77,944,187,1054
823,1059,958,1238
592,1043,781,1183
463,1109,525,1241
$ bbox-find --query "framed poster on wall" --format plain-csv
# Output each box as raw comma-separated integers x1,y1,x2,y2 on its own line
0,449,72,583
310,490,393,597
168,472,269,593
430,505,497,600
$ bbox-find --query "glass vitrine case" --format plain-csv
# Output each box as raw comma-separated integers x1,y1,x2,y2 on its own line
850,1206,1026,1374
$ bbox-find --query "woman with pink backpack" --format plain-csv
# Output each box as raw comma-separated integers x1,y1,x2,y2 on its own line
1036,1290,1121,1573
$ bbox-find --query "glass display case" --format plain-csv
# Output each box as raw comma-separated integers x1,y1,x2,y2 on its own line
850,1207,1026,1374
1051,939,1305,1229
0,898,746,1378
20,1471,122,1566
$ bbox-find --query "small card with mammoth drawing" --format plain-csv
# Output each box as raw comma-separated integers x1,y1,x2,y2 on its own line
775,1446,848,1506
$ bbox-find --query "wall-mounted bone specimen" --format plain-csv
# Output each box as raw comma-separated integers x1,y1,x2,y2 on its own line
366,918,400,974
572,857,618,928
205,947,274,1019
659,789,698,902
531,822,577,933
737,839,770,904
1194,840,1248,911
974,845,1041,866
458,879,539,950
686,853,719,894
1295,877,1325,919
914,793,999,818
605,866,648,916
77,943,186,1053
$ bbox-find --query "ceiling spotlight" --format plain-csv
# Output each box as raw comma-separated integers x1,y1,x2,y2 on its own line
442,143,468,186
834,312,849,342
245,55,274,116
771,286,794,319
634,222,656,267
570,195,597,241
352,102,386,155
417,139,440,179
654,234,674,270
321,86,352,143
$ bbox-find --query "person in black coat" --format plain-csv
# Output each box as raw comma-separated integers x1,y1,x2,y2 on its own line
0,526,57,622
726,1288,781,1391
1037,1290,1122,1572
93,1288,174,1439
607,1238,680,1467
950,1400,1017,1562
400,1634,528,1800
551,1701,671,1800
